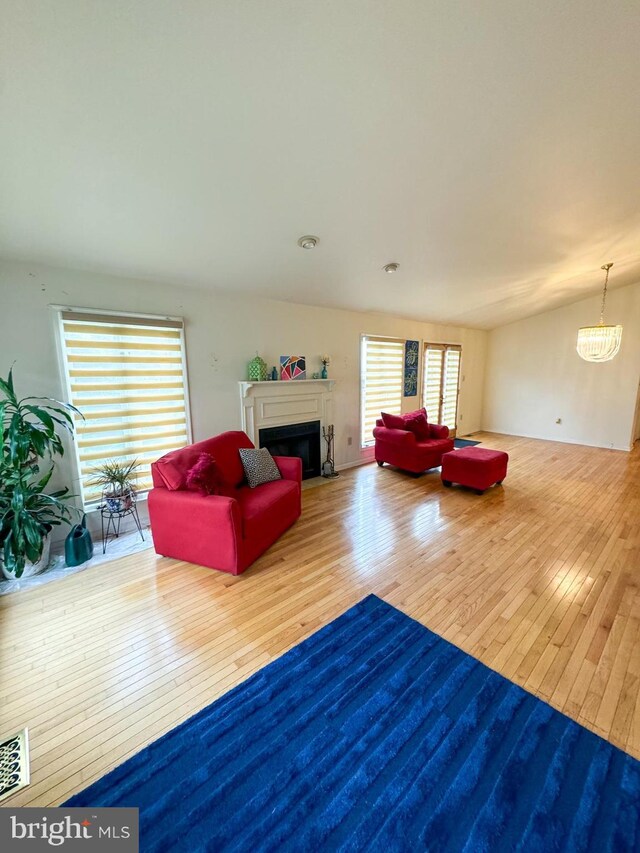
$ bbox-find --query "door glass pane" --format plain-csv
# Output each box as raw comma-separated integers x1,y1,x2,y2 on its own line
423,346,444,423
441,348,461,431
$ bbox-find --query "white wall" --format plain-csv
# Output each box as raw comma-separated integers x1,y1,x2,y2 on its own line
0,259,487,532
483,280,640,451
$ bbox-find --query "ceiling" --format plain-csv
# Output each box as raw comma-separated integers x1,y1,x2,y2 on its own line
1,1,639,329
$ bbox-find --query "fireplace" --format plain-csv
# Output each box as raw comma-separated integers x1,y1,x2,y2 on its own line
259,420,321,480
239,378,334,476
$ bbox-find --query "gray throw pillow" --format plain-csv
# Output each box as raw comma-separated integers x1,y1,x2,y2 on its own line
239,447,282,488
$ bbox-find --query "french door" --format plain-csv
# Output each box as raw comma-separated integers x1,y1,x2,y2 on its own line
423,343,461,436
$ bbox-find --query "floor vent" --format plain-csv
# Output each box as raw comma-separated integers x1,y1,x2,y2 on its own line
0,728,30,803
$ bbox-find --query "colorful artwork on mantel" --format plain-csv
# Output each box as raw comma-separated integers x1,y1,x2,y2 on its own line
280,355,306,380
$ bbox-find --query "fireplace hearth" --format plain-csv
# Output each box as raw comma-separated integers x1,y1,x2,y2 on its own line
259,420,321,480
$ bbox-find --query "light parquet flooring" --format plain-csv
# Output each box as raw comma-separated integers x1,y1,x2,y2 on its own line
1,432,639,806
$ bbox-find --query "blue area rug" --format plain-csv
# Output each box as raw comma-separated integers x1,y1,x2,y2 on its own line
65,596,640,851
454,437,481,448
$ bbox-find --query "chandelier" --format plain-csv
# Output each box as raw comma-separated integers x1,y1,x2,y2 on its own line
576,263,623,362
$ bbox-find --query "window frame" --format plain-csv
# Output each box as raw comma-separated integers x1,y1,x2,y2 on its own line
53,305,193,509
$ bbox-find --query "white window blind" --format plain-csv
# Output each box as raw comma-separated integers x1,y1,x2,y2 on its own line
361,336,405,447
59,310,191,505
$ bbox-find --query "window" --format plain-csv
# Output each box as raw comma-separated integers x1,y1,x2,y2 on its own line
422,343,461,435
58,310,191,506
360,335,405,447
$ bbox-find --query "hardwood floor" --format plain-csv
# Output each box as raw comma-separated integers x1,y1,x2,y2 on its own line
2,432,639,806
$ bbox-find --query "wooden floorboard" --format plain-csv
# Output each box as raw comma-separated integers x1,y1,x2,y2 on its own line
1,431,639,806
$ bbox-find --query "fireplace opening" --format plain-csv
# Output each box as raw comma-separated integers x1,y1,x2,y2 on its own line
259,420,321,480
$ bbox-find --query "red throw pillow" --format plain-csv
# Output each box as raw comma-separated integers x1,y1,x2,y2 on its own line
403,410,431,441
381,412,406,430
403,407,428,421
186,453,223,495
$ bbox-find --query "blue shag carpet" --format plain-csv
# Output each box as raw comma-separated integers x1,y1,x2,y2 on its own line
65,595,640,852
454,438,481,448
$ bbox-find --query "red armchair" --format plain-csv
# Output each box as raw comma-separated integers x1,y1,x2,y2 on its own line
373,409,454,473
148,431,302,575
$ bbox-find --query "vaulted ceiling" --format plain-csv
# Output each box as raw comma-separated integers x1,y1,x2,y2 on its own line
1,1,639,329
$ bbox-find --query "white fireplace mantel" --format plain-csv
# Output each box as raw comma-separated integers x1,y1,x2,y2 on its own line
239,379,336,446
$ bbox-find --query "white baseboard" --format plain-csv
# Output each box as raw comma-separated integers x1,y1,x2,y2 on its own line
481,427,632,453
336,457,374,472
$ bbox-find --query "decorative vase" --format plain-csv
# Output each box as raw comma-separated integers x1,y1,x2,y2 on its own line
104,490,133,513
248,355,268,381
321,365,328,379
271,366,278,381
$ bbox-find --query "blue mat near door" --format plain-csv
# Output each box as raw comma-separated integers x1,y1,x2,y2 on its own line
65,595,640,851
454,437,481,448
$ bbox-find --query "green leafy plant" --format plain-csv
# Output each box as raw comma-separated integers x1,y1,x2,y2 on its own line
87,458,140,497
0,367,81,578
0,465,74,576
1,367,79,469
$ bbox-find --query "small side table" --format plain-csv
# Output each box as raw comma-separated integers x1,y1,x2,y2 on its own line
98,502,145,554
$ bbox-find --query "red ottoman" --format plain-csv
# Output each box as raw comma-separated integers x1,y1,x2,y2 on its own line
441,447,508,494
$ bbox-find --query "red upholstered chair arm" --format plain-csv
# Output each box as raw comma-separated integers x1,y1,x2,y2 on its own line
148,488,244,573
273,455,303,483
429,423,450,439
372,426,415,444
148,489,242,537
375,418,384,427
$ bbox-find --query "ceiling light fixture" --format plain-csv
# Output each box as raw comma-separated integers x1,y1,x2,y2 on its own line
383,263,399,273
298,235,318,250
576,263,623,362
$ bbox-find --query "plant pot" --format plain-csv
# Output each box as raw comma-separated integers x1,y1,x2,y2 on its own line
1,533,52,580
104,490,134,513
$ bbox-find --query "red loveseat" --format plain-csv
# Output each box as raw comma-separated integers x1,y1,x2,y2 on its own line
373,409,454,473
148,431,302,575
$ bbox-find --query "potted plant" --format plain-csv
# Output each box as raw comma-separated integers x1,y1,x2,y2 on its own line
0,367,80,579
0,466,74,579
87,458,140,512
